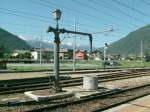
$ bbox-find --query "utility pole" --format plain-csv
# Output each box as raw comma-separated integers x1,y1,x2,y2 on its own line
73,18,76,71
140,40,143,65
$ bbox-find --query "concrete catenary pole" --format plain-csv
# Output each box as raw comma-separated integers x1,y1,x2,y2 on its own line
73,18,76,71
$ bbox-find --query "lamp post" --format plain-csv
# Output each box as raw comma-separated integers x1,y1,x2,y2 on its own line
51,9,62,92
47,9,93,92
53,9,61,30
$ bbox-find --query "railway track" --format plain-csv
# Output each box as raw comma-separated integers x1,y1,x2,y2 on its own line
23,84,150,112
0,68,122,86
0,68,122,73
0,69,149,95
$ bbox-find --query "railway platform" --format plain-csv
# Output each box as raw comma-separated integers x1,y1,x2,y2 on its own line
104,95,150,112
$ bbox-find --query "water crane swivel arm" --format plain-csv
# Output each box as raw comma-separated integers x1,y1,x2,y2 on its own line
47,26,93,53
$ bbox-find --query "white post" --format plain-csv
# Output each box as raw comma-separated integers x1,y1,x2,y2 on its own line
40,33,42,67
73,18,76,71
103,43,108,69
104,47,106,62
140,40,143,65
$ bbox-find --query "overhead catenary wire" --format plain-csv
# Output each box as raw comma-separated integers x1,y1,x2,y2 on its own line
0,7,97,33
1,0,148,42
39,0,121,27
71,0,137,28
28,0,109,30
142,0,150,6
29,0,139,33
39,0,137,32
0,8,74,28
0,10,121,36
90,0,147,24
112,0,150,19
29,0,131,34
0,10,49,23
0,22,44,29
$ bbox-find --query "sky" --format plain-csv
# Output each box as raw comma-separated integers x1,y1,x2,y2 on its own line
0,0,150,48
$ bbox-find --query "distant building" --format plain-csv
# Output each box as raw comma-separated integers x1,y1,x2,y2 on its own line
108,54,121,60
11,50,30,57
31,48,53,62
60,48,73,60
75,50,87,60
12,48,73,62
91,50,102,60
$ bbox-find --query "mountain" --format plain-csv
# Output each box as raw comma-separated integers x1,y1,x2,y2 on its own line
26,40,94,51
0,28,31,53
27,40,53,49
107,25,150,56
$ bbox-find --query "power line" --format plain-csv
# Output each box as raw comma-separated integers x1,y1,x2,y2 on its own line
91,0,147,24
0,0,136,36
28,0,134,35
112,0,150,19
0,22,43,29
0,7,74,28
72,0,137,28
40,0,136,33
0,7,51,20
0,7,96,32
1,9,101,34
29,0,103,27
39,0,119,26
142,0,150,7
27,0,104,32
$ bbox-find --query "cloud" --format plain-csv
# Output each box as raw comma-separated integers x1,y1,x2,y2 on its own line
18,35,36,41
61,41,73,46
18,35,26,40
42,39,53,44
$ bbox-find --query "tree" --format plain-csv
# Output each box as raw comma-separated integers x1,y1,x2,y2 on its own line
16,52,32,59
0,45,5,58
24,52,32,59
145,52,150,62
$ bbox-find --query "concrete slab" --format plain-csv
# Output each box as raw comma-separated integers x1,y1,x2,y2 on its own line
63,85,112,99
24,91,74,102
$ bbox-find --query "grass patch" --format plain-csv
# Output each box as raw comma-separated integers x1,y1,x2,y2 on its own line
6,60,150,71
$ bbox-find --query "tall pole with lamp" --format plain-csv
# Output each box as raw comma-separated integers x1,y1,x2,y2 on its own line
51,9,62,92
47,9,93,92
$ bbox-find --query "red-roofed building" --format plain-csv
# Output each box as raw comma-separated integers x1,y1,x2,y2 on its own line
75,50,87,60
